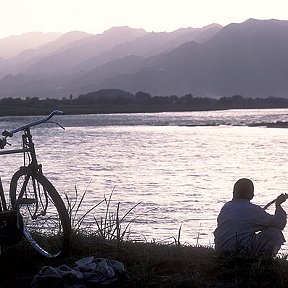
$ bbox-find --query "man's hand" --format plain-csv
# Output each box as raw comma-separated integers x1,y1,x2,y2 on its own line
0,137,6,149
275,194,288,206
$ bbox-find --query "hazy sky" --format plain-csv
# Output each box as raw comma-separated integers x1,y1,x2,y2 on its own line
1,0,288,38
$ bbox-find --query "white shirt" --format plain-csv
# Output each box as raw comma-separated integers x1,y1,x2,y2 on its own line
214,199,287,251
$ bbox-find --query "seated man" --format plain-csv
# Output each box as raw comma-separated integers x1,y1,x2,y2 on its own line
214,178,287,257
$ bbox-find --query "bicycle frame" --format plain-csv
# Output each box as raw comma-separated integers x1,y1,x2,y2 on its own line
0,110,64,213
0,129,36,213
0,111,71,256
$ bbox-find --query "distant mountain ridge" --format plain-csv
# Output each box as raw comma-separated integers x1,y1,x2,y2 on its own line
0,32,63,59
0,19,288,99
0,31,92,77
99,18,288,98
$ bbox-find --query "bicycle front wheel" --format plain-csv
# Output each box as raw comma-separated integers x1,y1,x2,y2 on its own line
10,168,71,257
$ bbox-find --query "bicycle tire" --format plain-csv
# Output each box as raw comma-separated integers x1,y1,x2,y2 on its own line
9,168,71,257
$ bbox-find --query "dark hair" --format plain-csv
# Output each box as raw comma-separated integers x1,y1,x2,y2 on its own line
233,178,254,200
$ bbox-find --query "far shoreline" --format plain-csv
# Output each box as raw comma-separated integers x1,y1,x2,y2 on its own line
2,93,288,117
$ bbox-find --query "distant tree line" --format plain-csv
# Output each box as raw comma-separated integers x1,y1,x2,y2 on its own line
1,91,288,116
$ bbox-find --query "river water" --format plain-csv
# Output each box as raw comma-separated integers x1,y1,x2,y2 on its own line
1,109,288,252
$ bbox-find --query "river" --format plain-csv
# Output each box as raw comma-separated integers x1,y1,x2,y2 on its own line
1,109,288,252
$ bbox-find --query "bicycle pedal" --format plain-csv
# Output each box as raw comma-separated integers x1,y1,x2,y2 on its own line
17,198,37,205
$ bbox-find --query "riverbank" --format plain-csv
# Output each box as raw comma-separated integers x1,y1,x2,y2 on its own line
2,94,288,117
1,232,288,288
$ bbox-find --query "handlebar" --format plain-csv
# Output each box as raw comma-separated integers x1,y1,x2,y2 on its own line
0,110,64,149
9,110,64,135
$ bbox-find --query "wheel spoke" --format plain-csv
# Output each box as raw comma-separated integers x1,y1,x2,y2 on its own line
10,169,70,257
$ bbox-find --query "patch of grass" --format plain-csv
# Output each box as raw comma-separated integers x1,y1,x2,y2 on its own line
65,180,105,231
65,184,141,245
1,187,288,287
2,235,288,288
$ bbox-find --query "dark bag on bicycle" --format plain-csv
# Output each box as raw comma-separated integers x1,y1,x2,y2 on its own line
0,210,23,245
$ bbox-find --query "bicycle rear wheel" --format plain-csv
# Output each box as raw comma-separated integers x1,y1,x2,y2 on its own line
9,168,71,257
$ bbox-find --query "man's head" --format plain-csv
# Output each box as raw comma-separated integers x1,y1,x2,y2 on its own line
233,178,254,200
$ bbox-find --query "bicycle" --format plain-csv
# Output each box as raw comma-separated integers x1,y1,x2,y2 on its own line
0,110,71,258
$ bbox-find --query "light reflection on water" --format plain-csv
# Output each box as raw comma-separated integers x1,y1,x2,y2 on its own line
1,109,288,252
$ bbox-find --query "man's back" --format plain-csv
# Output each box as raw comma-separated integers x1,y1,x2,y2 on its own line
214,178,287,256
214,199,276,251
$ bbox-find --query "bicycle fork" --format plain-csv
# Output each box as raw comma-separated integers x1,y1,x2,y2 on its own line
0,178,7,212
16,168,49,220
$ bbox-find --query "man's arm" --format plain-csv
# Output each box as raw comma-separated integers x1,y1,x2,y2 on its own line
275,194,288,230
253,195,287,230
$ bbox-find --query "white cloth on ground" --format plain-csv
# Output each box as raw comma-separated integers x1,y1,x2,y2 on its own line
31,256,125,288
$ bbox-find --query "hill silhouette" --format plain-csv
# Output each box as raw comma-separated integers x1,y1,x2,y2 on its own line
0,20,288,99
1,89,288,116
101,19,288,97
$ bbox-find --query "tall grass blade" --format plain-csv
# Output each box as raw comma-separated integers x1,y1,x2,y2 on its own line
104,186,115,236
72,180,92,225
75,199,105,230
177,224,182,246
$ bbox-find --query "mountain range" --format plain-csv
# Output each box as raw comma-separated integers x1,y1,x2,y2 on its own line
0,18,288,99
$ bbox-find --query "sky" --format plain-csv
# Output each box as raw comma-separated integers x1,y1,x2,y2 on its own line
1,0,288,38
